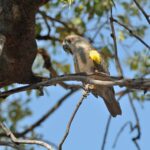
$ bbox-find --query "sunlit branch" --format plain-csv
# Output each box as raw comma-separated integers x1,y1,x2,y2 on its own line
0,74,149,98
0,123,53,150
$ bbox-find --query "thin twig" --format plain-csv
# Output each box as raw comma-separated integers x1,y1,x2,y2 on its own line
19,89,78,136
111,0,116,7
38,10,81,36
110,8,123,76
112,93,141,150
38,48,74,89
0,123,53,150
116,89,132,98
92,19,108,40
36,34,61,42
112,121,132,148
128,94,141,150
101,116,111,150
58,89,89,150
0,90,78,139
133,0,150,24
113,18,150,50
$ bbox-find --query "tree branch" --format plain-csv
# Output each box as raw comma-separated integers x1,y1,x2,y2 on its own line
58,89,89,150
101,116,112,150
128,94,141,150
38,10,81,36
110,8,123,77
38,48,77,89
112,121,132,148
133,0,150,24
0,74,149,98
0,123,53,150
18,89,78,137
112,18,150,50
36,34,61,42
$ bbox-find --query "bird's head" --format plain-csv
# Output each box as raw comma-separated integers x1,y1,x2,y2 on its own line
62,35,90,54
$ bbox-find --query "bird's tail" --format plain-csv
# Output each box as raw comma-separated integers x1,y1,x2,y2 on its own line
103,98,122,117
93,85,122,117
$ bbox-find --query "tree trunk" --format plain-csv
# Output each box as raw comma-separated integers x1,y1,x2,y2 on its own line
0,0,47,87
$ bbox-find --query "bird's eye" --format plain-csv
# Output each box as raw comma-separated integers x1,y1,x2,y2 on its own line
67,39,71,43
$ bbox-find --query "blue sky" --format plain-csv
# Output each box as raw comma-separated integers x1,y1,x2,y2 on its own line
34,2,150,149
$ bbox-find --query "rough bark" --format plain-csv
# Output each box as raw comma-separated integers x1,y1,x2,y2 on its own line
0,0,47,87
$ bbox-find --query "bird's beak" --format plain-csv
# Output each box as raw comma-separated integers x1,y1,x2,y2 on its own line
62,40,72,54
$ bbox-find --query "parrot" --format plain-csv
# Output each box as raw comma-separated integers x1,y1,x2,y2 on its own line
62,35,122,117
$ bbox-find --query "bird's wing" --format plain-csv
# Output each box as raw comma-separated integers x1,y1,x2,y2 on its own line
88,49,109,74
